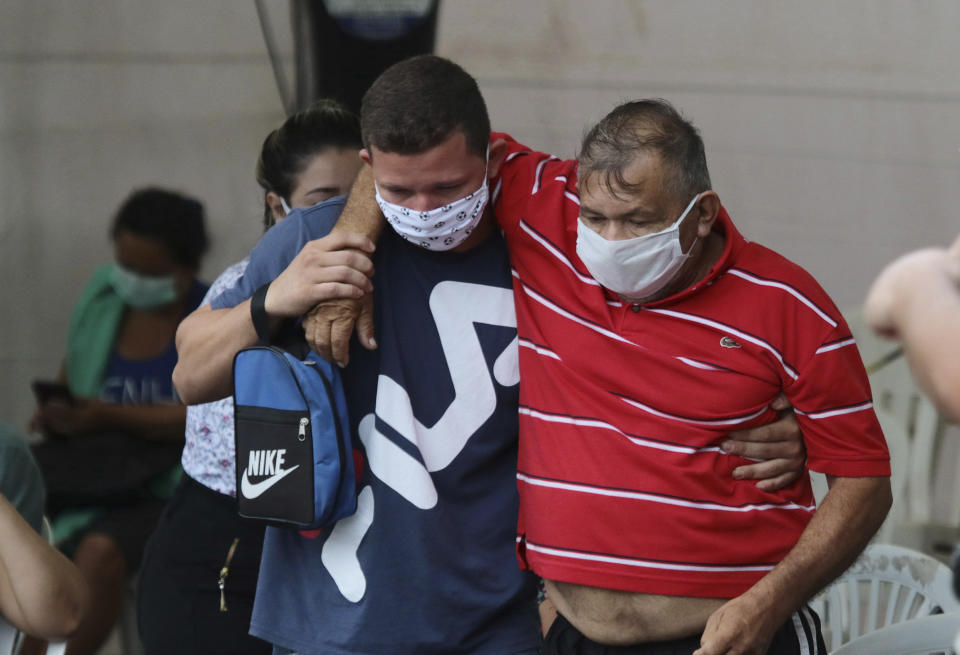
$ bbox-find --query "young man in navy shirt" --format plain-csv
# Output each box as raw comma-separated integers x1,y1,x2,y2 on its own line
173,56,806,655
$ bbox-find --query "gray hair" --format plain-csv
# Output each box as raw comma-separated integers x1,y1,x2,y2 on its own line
577,99,711,202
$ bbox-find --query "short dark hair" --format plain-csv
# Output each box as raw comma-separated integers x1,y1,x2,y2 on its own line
110,187,208,270
256,99,362,227
578,99,711,201
360,55,490,158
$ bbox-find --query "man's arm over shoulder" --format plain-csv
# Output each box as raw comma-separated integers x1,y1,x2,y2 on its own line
173,211,374,404
332,164,383,241
301,165,383,365
489,132,576,235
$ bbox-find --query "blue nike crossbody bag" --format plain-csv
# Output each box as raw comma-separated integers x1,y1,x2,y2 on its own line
231,285,357,528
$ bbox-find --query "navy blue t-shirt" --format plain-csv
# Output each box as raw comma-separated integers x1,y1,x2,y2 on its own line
101,279,207,405
100,340,179,404
212,199,538,654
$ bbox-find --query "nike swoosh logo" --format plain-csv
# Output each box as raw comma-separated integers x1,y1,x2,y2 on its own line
240,465,300,499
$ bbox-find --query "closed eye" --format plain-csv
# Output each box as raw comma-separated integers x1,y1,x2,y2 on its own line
381,186,412,197
305,188,342,203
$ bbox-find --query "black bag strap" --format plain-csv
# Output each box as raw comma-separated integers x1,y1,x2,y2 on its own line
250,283,272,346
248,282,310,358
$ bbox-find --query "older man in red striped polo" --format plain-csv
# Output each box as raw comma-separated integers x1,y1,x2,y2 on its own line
305,89,891,654
488,99,891,655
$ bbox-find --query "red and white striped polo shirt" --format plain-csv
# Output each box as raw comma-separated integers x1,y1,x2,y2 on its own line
491,133,890,598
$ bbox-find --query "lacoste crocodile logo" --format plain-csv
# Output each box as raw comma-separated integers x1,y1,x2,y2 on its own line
720,336,742,349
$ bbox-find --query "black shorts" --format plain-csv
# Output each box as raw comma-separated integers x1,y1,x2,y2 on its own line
57,496,167,571
543,607,825,655
137,474,270,655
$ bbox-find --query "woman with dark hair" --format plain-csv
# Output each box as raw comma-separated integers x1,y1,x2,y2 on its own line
136,99,363,655
30,187,209,655
256,98,363,229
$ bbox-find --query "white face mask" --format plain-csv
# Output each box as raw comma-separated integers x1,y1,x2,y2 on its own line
375,151,490,251
576,194,700,300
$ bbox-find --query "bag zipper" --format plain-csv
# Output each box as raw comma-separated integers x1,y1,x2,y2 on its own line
235,346,312,442
234,405,309,424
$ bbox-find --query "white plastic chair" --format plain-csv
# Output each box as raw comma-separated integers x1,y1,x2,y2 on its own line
40,516,55,543
0,518,68,655
43,517,142,655
831,612,960,654
38,517,68,655
874,407,920,544
44,636,67,655
0,616,19,655
811,544,960,652
1,612,68,655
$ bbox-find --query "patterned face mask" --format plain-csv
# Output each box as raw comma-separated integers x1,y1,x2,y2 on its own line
375,149,489,251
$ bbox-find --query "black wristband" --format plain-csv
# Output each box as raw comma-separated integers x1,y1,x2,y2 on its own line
250,283,271,345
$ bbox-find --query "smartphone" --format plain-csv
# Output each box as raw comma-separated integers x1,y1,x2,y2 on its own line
32,380,75,406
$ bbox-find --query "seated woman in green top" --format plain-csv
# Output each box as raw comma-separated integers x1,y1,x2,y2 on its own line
30,188,208,655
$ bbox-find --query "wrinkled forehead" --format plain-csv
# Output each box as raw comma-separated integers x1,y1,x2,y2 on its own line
577,151,674,204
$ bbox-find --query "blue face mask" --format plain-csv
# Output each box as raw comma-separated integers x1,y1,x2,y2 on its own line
109,263,178,309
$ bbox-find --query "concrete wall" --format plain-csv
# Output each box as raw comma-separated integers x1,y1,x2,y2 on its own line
444,0,960,311
2,2,958,509
1,1,289,430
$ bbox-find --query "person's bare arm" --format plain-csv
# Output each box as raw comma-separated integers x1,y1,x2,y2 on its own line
304,164,385,365
173,232,375,404
173,302,263,404
0,494,89,640
865,236,960,421
721,394,806,492
693,475,892,655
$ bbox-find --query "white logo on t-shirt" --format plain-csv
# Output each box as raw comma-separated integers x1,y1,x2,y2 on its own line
321,281,519,601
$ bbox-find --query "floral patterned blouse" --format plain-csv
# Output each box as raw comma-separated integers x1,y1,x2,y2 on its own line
180,260,248,496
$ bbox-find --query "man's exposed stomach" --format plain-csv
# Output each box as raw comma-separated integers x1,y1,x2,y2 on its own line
545,579,727,645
